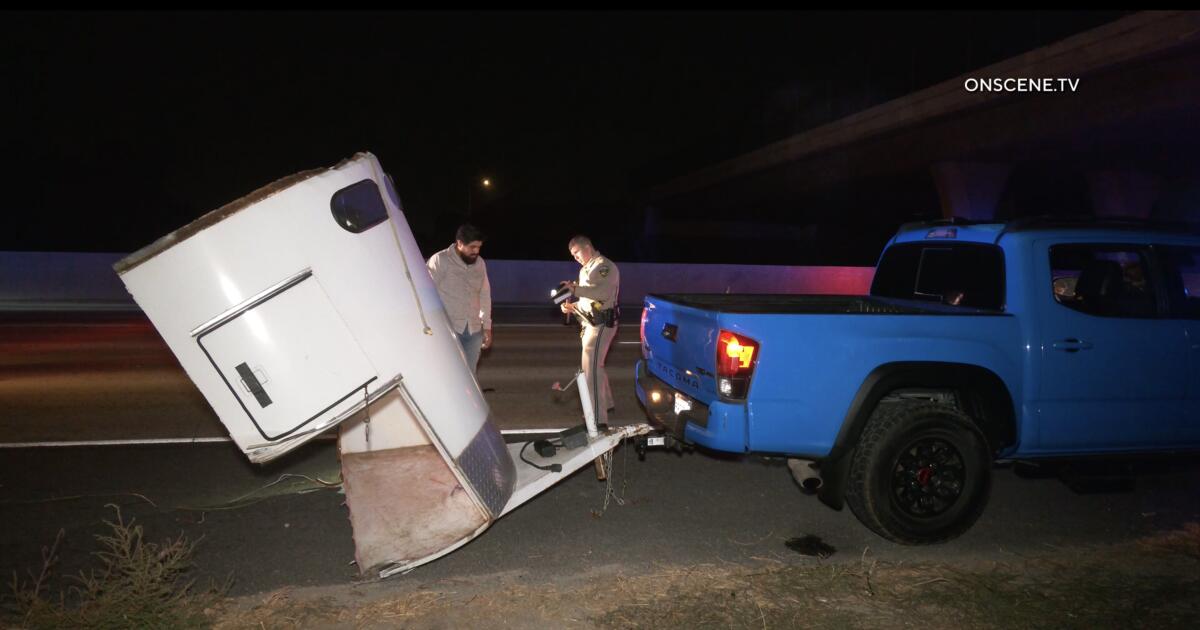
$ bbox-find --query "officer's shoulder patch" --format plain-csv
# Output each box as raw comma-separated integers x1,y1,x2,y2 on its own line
598,265,610,278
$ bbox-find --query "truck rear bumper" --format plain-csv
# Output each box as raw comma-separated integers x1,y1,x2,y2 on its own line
635,360,746,452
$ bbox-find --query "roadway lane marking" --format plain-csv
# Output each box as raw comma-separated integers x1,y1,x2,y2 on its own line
1,431,610,447
0,435,335,448
492,324,579,328
0,437,231,448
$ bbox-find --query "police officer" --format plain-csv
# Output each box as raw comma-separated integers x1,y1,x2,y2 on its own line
560,235,619,426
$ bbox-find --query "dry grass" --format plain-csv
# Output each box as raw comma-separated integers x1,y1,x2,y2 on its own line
353,591,452,627
210,588,350,629
19,518,1200,629
210,524,1200,629
3,505,226,630
594,550,1200,630
1138,522,1200,560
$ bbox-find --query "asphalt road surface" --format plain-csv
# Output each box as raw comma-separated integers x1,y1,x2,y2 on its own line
0,308,646,444
2,310,1199,597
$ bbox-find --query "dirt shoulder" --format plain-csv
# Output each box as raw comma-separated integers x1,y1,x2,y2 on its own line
209,525,1200,629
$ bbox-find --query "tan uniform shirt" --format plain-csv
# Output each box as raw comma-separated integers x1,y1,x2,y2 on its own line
574,253,619,324
427,244,492,334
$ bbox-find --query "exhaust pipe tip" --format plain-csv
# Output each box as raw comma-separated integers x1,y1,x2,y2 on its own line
787,458,824,495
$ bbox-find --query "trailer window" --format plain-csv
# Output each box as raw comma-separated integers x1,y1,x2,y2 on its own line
871,243,1005,310
330,179,389,233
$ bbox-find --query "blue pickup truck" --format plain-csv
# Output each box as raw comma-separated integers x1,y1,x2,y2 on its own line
635,218,1200,544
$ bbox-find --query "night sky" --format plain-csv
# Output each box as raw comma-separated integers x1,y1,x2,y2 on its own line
3,11,1128,262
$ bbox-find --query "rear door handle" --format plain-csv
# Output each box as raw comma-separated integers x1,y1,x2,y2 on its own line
1052,338,1093,352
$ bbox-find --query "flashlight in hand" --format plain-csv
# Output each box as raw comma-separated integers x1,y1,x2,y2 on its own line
553,283,576,326
551,282,573,305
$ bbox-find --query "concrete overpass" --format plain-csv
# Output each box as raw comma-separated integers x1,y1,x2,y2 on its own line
641,11,1200,264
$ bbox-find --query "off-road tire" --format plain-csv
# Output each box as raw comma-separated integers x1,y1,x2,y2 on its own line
845,401,991,544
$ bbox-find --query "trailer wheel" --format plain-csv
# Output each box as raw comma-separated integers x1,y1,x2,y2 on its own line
845,401,990,544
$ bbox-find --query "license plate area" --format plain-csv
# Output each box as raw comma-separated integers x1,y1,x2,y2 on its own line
674,392,692,416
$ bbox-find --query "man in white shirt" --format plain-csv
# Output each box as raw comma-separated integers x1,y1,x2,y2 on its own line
427,224,493,372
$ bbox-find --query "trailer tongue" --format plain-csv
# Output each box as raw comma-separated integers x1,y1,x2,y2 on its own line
114,152,649,577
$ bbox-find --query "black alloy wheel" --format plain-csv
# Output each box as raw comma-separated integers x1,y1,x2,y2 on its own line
891,437,966,517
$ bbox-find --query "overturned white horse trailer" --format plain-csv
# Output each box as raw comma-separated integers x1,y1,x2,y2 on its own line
114,152,650,577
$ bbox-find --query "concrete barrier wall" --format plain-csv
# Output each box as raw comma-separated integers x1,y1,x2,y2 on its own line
0,252,132,309
486,260,874,306
1,252,874,310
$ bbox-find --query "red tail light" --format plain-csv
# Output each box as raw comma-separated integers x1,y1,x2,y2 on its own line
716,330,759,399
717,330,758,376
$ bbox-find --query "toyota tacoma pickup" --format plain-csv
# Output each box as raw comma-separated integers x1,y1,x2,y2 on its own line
636,218,1200,544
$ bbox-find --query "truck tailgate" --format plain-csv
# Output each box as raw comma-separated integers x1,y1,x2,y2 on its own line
641,296,720,403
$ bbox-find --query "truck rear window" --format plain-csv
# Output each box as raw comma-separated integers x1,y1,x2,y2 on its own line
871,243,1005,310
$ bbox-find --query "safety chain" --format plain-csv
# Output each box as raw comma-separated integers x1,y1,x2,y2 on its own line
598,439,632,514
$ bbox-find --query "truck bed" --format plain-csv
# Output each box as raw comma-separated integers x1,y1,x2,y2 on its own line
639,292,1020,456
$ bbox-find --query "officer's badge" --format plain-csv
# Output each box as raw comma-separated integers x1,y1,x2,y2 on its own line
598,266,610,278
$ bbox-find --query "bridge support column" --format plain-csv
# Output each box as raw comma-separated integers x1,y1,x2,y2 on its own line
931,162,1011,221
1087,170,1162,219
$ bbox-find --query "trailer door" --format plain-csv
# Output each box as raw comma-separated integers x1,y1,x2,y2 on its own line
194,269,378,461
